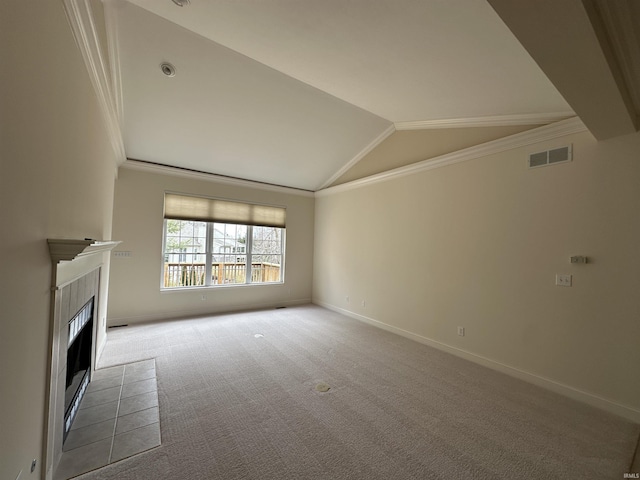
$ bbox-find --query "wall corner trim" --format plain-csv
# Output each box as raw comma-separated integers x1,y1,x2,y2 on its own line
315,117,588,197
313,300,640,423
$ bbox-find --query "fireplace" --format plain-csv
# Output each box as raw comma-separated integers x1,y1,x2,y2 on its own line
64,296,94,441
45,239,120,480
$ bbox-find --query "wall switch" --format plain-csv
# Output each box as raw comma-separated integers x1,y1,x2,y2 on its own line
555,274,572,287
113,251,132,258
457,326,465,336
361,300,366,308
345,296,349,303
201,295,207,301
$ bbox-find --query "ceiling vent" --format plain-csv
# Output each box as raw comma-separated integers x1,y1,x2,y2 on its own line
528,145,572,168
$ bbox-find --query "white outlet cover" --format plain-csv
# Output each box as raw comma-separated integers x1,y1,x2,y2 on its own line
555,274,572,287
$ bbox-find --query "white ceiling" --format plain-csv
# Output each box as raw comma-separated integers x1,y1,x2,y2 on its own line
111,0,574,191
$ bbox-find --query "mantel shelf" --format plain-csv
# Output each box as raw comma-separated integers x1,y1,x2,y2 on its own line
47,239,122,264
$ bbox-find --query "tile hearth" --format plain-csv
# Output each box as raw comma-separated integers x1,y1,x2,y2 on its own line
54,360,161,480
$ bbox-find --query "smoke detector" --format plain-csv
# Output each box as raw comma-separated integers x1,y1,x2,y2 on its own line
171,0,190,6
160,63,176,77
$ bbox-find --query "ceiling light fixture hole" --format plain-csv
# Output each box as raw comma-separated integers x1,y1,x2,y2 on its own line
160,63,176,77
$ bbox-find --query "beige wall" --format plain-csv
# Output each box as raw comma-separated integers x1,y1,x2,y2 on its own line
0,1,117,479
332,125,538,186
107,167,314,324
313,129,640,420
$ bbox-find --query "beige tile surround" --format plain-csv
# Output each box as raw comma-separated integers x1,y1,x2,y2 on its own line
47,268,102,479
54,360,161,480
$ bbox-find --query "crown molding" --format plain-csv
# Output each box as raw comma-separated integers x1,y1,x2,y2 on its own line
394,112,575,130
62,0,126,164
317,123,396,190
122,159,316,197
102,0,124,126
316,117,588,197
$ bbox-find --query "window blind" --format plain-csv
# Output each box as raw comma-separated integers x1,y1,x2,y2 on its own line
164,193,286,228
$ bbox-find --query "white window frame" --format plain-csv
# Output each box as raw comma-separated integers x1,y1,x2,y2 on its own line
161,219,285,290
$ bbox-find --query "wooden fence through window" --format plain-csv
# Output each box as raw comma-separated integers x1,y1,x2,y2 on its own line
164,263,280,287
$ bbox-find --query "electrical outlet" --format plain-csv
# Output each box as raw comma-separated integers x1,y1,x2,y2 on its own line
201,294,207,301
457,326,465,336
345,296,349,303
555,274,572,287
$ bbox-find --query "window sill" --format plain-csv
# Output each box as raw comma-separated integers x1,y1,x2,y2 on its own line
160,281,285,293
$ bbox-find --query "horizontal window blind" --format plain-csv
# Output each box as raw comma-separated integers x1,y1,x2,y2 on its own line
164,193,286,228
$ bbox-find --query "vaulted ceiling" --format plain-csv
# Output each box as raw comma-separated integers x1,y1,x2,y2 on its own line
103,0,638,191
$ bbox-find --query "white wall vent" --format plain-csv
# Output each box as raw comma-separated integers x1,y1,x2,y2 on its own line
528,145,572,168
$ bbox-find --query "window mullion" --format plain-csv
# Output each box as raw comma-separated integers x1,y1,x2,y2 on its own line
245,225,253,284
205,223,213,286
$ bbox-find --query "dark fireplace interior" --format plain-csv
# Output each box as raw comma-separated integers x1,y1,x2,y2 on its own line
64,296,94,441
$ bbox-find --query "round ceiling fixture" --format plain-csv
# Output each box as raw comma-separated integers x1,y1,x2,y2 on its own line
171,0,190,6
160,62,176,77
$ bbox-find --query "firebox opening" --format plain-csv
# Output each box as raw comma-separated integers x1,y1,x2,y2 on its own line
64,297,94,441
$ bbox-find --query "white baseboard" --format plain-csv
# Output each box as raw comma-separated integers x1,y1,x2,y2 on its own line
108,298,312,326
314,300,640,424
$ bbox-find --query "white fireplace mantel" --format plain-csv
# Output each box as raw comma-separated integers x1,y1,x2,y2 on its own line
47,239,121,264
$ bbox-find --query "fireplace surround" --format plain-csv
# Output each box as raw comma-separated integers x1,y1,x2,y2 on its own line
45,239,120,480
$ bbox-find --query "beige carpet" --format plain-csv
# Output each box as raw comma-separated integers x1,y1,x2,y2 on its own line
78,305,639,479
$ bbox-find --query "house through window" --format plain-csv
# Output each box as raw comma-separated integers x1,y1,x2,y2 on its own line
162,194,285,288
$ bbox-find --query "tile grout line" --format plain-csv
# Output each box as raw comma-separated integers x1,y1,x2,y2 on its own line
56,362,160,480
107,366,127,463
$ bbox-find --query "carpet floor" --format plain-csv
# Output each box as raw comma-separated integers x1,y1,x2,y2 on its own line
77,305,639,479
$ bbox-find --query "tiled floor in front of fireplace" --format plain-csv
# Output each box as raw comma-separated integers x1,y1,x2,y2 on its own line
54,359,161,480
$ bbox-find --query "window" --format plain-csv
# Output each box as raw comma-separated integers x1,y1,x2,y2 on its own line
162,194,285,289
